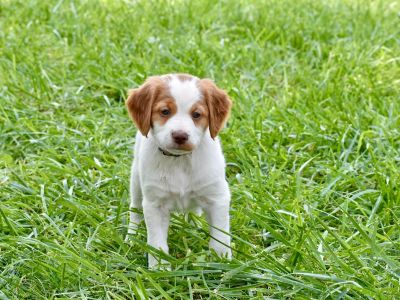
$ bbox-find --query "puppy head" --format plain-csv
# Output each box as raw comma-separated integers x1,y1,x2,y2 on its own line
126,74,231,154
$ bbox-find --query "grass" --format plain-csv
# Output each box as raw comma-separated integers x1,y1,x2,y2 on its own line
0,0,399,298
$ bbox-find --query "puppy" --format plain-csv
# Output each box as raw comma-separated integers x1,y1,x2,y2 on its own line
125,74,232,268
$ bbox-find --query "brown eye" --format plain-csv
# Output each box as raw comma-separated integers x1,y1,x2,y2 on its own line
161,109,170,116
192,111,201,119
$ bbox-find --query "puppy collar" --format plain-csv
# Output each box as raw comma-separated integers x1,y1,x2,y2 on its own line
158,147,189,157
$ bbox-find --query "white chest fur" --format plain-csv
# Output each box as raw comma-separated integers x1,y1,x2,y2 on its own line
137,132,227,212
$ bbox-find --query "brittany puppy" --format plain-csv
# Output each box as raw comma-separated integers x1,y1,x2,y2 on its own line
125,74,232,268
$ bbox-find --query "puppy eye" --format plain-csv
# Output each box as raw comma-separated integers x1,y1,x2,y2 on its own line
192,112,201,119
161,109,170,116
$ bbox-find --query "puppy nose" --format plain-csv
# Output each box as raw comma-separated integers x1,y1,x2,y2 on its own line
171,130,189,145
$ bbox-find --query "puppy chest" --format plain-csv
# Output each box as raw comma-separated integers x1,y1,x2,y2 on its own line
169,191,197,211
143,170,200,211
160,173,196,210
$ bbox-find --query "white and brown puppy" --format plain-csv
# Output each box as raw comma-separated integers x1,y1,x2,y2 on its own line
125,74,232,268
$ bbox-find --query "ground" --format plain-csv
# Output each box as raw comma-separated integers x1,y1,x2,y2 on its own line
0,0,399,299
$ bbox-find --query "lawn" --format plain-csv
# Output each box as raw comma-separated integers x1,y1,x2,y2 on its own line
1,0,399,298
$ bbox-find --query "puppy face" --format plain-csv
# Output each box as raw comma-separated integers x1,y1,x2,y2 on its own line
126,74,231,154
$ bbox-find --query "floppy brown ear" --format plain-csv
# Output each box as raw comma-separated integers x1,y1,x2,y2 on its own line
126,77,162,137
199,79,232,139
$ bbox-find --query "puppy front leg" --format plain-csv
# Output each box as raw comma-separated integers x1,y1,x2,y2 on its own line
126,161,142,238
143,200,170,268
204,201,232,259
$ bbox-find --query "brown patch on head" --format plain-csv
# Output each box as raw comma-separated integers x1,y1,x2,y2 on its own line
126,76,172,136
198,79,232,139
176,73,195,82
190,100,209,130
151,98,177,126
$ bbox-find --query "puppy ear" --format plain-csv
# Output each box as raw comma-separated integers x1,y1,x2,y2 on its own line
199,79,232,139
126,77,162,137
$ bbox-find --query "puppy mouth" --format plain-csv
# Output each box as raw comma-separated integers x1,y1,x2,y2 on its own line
165,142,194,154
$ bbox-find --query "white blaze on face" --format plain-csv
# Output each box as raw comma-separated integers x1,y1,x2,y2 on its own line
152,75,206,153
168,76,201,111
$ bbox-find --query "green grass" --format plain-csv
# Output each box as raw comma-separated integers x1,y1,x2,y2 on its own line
1,0,399,298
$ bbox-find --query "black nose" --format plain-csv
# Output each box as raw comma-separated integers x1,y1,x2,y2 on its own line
172,131,189,145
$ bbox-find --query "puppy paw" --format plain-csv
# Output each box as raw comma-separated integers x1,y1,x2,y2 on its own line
209,240,232,260
124,226,138,243
148,255,171,270
124,234,133,243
